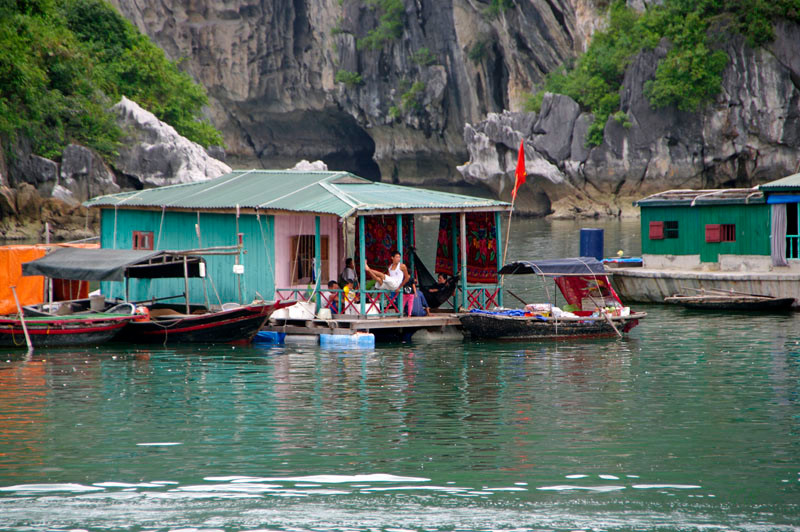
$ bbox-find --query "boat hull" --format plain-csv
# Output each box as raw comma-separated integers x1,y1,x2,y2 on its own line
114,301,294,344
0,315,133,348
664,296,795,311
458,312,645,341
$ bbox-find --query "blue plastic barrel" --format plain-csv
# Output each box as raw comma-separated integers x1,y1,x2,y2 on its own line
579,228,604,260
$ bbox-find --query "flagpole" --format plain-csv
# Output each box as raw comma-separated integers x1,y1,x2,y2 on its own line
500,139,525,300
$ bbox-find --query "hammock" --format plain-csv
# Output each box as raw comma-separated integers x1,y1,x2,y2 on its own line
414,250,458,309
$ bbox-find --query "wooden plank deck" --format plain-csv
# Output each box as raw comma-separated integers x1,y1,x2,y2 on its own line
264,313,463,336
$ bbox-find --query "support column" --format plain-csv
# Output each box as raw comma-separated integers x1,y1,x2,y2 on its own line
358,215,366,315
396,213,403,259
409,215,415,278
314,216,321,313
495,211,504,308
451,214,458,309
460,212,467,311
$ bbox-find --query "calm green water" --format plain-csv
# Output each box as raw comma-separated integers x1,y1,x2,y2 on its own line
1,219,798,531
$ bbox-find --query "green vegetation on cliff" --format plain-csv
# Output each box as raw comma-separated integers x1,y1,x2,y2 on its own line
0,0,223,161
527,0,800,146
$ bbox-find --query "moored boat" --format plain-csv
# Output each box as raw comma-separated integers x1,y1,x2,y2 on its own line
21,247,296,346
113,300,295,344
664,289,795,311
459,257,646,341
0,313,136,348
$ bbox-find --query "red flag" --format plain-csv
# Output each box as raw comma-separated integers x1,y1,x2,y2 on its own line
512,139,526,200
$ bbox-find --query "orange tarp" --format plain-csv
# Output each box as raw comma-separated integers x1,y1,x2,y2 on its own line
0,243,98,315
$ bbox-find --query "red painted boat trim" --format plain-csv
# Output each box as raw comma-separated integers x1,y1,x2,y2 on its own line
0,322,128,336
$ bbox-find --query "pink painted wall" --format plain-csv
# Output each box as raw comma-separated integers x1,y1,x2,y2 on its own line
273,214,341,293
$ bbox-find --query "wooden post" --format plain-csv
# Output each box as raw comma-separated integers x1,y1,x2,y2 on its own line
494,211,504,308
451,213,458,309
10,286,32,354
358,215,366,315
396,213,403,259
409,215,415,278
460,212,467,311
235,206,242,304
183,256,190,314
315,215,322,313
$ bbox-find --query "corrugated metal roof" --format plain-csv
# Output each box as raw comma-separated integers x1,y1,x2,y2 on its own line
758,172,800,191
635,188,764,206
84,170,510,216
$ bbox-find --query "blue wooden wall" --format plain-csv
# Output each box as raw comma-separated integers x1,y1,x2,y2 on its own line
99,209,275,305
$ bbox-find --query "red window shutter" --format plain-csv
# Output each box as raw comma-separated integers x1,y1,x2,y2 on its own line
649,221,664,240
705,224,721,243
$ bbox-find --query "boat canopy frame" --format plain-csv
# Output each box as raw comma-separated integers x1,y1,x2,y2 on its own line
22,247,206,282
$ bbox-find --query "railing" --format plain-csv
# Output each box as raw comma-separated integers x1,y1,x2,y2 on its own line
276,284,503,315
787,235,800,260
275,288,402,317
463,284,501,310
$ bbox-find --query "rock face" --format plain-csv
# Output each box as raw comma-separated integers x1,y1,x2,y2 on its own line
0,97,232,240
112,97,231,188
458,22,800,217
109,0,594,182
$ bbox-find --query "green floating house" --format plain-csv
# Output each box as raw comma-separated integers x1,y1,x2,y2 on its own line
611,173,800,304
84,170,511,314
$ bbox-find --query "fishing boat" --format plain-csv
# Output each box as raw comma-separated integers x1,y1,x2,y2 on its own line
459,258,646,341
21,247,295,345
0,312,136,348
664,288,795,311
113,299,295,344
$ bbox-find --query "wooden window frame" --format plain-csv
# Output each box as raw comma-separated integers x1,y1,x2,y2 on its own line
664,221,679,239
290,235,329,285
720,224,735,242
787,204,800,259
132,230,154,250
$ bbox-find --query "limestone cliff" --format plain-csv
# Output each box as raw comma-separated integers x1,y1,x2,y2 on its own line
109,0,596,182
459,22,800,217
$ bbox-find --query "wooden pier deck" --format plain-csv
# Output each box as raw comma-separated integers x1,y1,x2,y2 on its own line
263,313,463,339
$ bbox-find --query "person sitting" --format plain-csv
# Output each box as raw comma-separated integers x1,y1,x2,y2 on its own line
427,273,449,294
339,257,358,288
364,250,409,294
342,279,359,315
326,280,340,314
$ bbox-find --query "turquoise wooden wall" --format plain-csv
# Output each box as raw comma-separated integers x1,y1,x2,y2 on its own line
99,209,275,305
640,204,770,262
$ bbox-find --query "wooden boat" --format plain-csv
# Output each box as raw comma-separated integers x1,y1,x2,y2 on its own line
459,257,646,341
21,247,297,346
459,311,645,340
0,312,136,348
113,300,295,344
664,289,795,311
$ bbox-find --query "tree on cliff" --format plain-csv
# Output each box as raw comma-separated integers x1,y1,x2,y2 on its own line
0,0,223,162
527,0,800,146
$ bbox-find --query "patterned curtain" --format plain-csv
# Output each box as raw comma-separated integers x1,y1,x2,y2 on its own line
355,214,414,271
771,203,788,266
434,212,498,284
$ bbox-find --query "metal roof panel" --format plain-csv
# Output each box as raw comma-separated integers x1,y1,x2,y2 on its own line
84,170,510,216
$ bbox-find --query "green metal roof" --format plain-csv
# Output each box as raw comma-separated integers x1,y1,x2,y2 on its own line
758,172,800,192
84,170,511,217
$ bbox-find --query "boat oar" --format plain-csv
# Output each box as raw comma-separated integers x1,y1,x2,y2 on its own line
506,289,528,307
587,294,622,338
10,286,33,354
